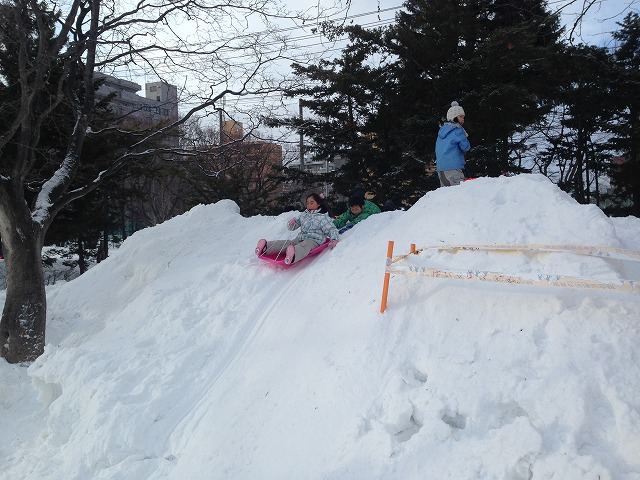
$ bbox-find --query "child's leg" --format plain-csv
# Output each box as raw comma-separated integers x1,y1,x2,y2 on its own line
291,239,321,263
264,240,293,256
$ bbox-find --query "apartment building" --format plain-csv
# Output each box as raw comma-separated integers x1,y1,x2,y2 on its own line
93,73,183,233
94,73,179,126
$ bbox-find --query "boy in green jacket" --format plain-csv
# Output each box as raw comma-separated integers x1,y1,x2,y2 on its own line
333,194,381,232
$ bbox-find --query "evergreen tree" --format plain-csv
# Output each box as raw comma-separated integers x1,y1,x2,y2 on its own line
268,30,421,204
534,44,617,205
271,0,565,206
387,0,565,177
608,13,640,216
43,119,152,271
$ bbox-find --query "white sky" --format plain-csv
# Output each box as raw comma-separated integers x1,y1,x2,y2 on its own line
1,173,640,479
558,0,639,46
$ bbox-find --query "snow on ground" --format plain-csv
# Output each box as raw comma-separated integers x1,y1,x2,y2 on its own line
1,174,639,480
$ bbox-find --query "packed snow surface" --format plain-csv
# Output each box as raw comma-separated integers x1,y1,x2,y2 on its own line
1,174,639,479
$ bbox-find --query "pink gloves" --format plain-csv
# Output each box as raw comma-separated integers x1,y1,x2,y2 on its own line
329,239,339,249
287,218,297,230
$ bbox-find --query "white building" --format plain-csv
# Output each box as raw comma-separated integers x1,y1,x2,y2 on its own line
94,73,178,126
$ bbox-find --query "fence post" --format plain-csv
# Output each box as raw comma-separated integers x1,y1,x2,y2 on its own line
380,240,395,313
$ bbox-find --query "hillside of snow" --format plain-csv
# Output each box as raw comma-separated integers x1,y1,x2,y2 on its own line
1,174,639,480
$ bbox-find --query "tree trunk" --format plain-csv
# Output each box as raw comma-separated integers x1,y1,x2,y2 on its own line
574,127,586,204
78,236,86,274
0,185,46,363
633,152,640,217
102,230,109,260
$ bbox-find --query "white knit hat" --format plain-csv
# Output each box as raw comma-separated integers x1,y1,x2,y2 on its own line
446,101,465,121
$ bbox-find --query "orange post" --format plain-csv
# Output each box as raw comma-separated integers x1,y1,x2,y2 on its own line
410,243,416,254
380,240,395,313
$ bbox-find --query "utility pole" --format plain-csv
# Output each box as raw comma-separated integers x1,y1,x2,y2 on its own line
218,108,224,145
299,99,305,171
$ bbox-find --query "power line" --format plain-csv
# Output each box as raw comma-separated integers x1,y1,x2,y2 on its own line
130,5,403,54
108,16,397,80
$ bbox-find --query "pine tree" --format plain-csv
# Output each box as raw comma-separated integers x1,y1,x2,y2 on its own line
271,0,565,205
608,13,640,216
540,44,617,204
388,0,565,177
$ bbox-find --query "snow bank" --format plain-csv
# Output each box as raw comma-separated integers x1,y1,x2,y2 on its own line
1,174,639,480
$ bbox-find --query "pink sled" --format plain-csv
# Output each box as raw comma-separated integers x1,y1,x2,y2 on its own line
257,239,331,267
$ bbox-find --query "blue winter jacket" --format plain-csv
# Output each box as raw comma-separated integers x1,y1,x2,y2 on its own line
435,123,471,172
290,209,339,244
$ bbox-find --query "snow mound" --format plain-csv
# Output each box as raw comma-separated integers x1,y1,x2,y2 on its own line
1,174,639,480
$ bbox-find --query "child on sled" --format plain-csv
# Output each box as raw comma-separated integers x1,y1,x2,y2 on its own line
256,193,339,264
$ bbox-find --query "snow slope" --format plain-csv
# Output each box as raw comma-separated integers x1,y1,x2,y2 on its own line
1,174,639,479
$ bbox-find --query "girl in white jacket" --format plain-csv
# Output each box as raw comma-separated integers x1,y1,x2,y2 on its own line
255,193,339,264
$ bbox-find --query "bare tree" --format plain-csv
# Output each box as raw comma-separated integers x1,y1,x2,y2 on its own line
0,0,319,364
178,116,287,215
559,0,639,45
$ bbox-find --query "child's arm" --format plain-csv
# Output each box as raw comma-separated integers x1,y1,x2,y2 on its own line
333,210,351,229
324,216,339,240
287,216,300,230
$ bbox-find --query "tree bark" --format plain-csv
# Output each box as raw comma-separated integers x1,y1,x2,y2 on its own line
0,182,46,363
78,236,86,274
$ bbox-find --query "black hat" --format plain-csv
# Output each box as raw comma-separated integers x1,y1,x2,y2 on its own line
349,194,365,207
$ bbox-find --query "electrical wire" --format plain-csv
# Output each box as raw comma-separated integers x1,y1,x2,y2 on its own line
105,7,402,79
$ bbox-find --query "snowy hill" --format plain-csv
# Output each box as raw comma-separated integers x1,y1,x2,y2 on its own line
1,174,639,480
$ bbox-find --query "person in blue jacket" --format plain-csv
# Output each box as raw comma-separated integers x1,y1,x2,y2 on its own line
435,101,471,187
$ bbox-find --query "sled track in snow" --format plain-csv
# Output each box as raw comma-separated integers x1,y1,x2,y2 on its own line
170,263,309,447
212,263,308,384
